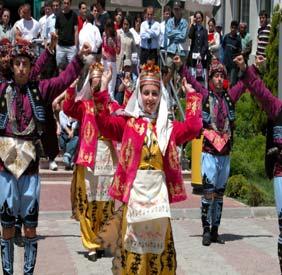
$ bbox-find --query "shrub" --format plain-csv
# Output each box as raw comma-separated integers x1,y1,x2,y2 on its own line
226,174,249,198
226,174,267,206
230,134,266,178
245,183,267,206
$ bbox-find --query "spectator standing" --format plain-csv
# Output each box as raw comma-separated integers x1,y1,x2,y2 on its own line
55,0,78,70
129,14,142,74
116,16,136,72
159,5,171,51
102,19,121,100
0,9,12,41
44,0,61,45
114,7,123,31
140,6,160,65
222,20,242,87
14,4,41,42
90,3,100,26
77,1,88,34
256,10,271,57
166,1,188,68
207,18,220,61
239,22,252,64
187,11,208,86
0,1,4,21
96,0,110,35
115,59,137,105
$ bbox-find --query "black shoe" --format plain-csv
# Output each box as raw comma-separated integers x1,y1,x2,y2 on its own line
202,231,211,246
88,251,97,262
14,227,24,247
97,249,105,259
210,226,225,244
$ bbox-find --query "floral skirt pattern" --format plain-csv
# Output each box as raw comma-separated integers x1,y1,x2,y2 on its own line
71,165,114,250
96,205,177,275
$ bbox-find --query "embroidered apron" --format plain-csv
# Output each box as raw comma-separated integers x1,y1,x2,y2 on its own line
85,140,116,201
124,170,171,254
0,137,36,179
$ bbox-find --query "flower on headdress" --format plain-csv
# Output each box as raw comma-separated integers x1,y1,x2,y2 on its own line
140,64,161,87
141,64,160,74
11,38,35,62
0,38,12,56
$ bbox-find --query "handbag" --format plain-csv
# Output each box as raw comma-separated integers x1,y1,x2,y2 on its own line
196,59,204,80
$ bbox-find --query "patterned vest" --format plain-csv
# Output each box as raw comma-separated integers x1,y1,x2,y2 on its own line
265,109,282,179
0,81,46,136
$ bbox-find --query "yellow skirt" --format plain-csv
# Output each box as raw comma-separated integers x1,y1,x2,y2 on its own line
71,165,114,250
106,206,177,275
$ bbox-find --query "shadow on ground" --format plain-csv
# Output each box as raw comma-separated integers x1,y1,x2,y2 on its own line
189,233,273,242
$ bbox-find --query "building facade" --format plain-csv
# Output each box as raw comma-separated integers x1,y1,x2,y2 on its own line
216,0,278,58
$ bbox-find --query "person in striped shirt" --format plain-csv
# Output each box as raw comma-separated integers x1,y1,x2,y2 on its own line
256,10,271,57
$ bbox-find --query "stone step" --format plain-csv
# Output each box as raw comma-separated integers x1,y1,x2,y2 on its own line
39,168,73,182
39,168,191,183
39,157,65,170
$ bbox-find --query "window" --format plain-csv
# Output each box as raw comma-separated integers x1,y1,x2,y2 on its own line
260,0,271,16
231,0,250,26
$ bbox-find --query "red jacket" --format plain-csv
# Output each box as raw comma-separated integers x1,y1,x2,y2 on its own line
93,90,203,203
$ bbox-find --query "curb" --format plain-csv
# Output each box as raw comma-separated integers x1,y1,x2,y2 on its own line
39,207,277,221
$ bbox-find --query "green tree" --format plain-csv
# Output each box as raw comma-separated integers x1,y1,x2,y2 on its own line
263,4,282,96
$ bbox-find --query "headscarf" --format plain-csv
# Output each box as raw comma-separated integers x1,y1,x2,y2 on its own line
125,64,172,156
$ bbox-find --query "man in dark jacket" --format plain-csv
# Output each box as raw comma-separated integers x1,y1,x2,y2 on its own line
222,20,242,87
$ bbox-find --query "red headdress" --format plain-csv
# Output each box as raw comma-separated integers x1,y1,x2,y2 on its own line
11,38,35,62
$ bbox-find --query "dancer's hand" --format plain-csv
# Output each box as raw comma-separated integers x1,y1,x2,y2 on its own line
49,32,58,53
182,78,195,94
255,55,266,70
101,66,112,91
78,42,92,57
233,55,246,72
173,55,183,69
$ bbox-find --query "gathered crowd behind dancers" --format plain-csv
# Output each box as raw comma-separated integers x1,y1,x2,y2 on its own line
0,1,281,274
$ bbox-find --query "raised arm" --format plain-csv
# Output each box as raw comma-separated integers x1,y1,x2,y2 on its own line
173,83,203,145
63,86,84,122
39,43,91,105
93,90,126,142
30,33,58,80
92,69,127,142
177,60,208,100
242,66,282,119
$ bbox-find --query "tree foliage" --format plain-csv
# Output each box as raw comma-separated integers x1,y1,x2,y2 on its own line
263,4,282,96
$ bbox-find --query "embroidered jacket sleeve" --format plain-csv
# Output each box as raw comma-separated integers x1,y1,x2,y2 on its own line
29,49,53,80
180,65,209,100
93,90,127,142
63,87,84,122
166,18,188,43
173,92,203,145
39,55,83,105
241,65,282,119
228,77,247,103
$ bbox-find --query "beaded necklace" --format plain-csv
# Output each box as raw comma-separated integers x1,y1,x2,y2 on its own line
208,93,230,135
6,85,35,136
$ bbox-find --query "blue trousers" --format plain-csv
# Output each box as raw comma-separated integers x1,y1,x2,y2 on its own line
201,152,230,229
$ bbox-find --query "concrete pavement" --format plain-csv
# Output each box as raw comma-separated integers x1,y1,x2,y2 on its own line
10,215,280,275
8,177,280,274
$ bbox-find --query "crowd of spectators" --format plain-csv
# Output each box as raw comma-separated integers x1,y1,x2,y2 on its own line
0,0,272,170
